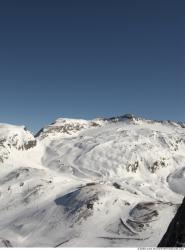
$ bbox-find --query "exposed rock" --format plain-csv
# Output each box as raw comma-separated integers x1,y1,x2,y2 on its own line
0,237,12,247
87,202,94,209
126,161,139,173
127,202,159,234
85,182,96,186
148,160,167,173
20,139,37,150
158,198,185,247
113,182,121,189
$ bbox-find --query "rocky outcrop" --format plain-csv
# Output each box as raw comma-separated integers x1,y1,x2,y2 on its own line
35,118,92,139
158,198,185,247
19,139,37,150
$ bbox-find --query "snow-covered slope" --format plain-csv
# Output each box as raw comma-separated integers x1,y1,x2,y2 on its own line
0,123,36,163
0,114,185,247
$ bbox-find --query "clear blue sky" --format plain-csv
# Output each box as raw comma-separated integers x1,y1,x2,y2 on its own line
0,0,184,132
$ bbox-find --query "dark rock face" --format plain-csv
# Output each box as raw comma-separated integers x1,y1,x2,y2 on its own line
22,139,37,150
158,198,185,247
113,182,121,189
35,123,87,138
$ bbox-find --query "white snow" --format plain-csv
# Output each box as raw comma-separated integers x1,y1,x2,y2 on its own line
0,115,185,247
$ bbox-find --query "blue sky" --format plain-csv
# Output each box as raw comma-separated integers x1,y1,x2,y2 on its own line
0,0,184,132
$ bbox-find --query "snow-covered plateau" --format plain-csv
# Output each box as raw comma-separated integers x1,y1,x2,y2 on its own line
0,114,185,247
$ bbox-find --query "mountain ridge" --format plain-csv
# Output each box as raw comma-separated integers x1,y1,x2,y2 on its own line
35,113,185,138
2,113,185,138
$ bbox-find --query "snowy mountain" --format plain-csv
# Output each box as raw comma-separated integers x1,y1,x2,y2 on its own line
0,114,185,247
0,123,36,163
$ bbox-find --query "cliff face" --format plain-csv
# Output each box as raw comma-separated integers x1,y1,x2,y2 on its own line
158,197,185,247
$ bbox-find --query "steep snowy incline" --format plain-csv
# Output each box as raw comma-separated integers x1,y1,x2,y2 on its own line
0,123,36,163
0,115,185,247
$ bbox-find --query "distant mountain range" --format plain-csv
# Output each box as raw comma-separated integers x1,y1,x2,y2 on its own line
0,114,185,247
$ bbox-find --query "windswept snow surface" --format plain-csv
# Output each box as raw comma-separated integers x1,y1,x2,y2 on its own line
0,115,185,247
